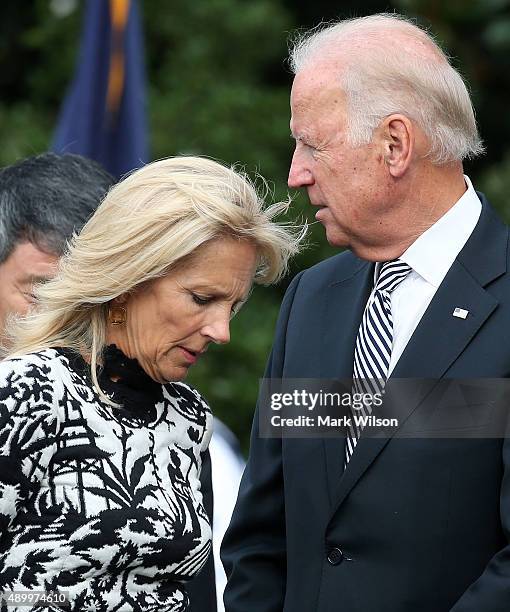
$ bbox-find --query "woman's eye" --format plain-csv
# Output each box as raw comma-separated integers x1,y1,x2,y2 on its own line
192,294,211,306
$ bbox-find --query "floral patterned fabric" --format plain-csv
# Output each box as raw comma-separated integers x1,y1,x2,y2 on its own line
0,348,213,611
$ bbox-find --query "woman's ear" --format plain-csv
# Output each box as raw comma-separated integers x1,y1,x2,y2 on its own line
113,293,128,305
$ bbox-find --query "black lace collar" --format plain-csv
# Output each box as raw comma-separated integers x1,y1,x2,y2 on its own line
99,344,163,411
61,345,163,420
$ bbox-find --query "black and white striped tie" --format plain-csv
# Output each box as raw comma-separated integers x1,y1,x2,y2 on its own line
345,260,412,464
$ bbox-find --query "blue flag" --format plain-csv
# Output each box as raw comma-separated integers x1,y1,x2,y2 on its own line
52,0,149,178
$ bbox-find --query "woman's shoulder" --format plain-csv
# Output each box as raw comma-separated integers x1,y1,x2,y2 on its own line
0,347,76,388
0,349,72,421
1,347,63,374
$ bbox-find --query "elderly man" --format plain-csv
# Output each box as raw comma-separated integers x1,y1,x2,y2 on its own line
0,153,114,345
223,13,510,612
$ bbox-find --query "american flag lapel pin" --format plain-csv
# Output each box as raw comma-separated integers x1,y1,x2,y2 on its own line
453,307,469,319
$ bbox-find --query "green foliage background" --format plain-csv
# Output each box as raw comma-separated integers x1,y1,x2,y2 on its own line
1,0,510,451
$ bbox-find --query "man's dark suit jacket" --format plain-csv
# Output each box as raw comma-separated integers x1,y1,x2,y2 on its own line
222,194,510,612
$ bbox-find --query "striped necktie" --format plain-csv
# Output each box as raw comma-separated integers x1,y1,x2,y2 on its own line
345,260,412,463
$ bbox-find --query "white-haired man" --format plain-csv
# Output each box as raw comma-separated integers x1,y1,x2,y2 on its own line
222,14,510,612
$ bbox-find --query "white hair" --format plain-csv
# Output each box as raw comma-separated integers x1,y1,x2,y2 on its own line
289,13,484,164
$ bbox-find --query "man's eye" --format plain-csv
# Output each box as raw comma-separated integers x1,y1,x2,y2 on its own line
192,294,211,306
300,139,315,149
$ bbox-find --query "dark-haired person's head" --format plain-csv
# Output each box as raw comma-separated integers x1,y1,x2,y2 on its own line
0,153,114,342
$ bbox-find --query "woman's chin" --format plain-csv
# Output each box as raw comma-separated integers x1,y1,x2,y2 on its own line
156,364,190,384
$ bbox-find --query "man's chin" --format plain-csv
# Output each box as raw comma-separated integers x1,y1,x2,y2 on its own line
321,224,349,249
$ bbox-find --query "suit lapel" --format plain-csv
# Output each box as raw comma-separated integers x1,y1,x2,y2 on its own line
393,196,507,379
391,262,498,378
321,259,373,503
327,197,508,515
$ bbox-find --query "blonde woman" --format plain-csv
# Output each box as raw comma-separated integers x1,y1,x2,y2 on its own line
0,157,303,611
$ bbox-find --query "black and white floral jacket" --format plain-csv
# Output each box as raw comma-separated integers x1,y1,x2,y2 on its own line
0,347,213,611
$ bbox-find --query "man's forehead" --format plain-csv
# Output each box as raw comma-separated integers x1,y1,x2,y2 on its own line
3,241,59,281
290,67,346,133
292,62,346,99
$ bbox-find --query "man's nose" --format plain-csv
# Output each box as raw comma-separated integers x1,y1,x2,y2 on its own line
288,149,313,189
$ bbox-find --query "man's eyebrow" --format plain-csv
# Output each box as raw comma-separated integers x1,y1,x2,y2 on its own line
289,121,301,141
290,130,311,143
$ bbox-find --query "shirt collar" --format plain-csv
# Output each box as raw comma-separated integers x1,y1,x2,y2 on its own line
397,175,481,288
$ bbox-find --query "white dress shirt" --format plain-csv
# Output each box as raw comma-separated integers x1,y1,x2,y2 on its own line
209,419,245,612
374,175,482,374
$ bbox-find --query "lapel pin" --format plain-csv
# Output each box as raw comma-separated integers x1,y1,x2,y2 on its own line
453,307,469,319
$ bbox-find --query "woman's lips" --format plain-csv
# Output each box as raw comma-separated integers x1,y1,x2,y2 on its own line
179,346,199,364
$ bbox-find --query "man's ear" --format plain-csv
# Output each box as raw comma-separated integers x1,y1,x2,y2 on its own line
380,114,414,178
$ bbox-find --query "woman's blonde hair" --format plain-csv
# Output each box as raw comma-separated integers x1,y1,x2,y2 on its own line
6,156,304,398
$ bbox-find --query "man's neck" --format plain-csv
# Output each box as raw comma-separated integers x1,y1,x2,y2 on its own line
354,163,467,262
